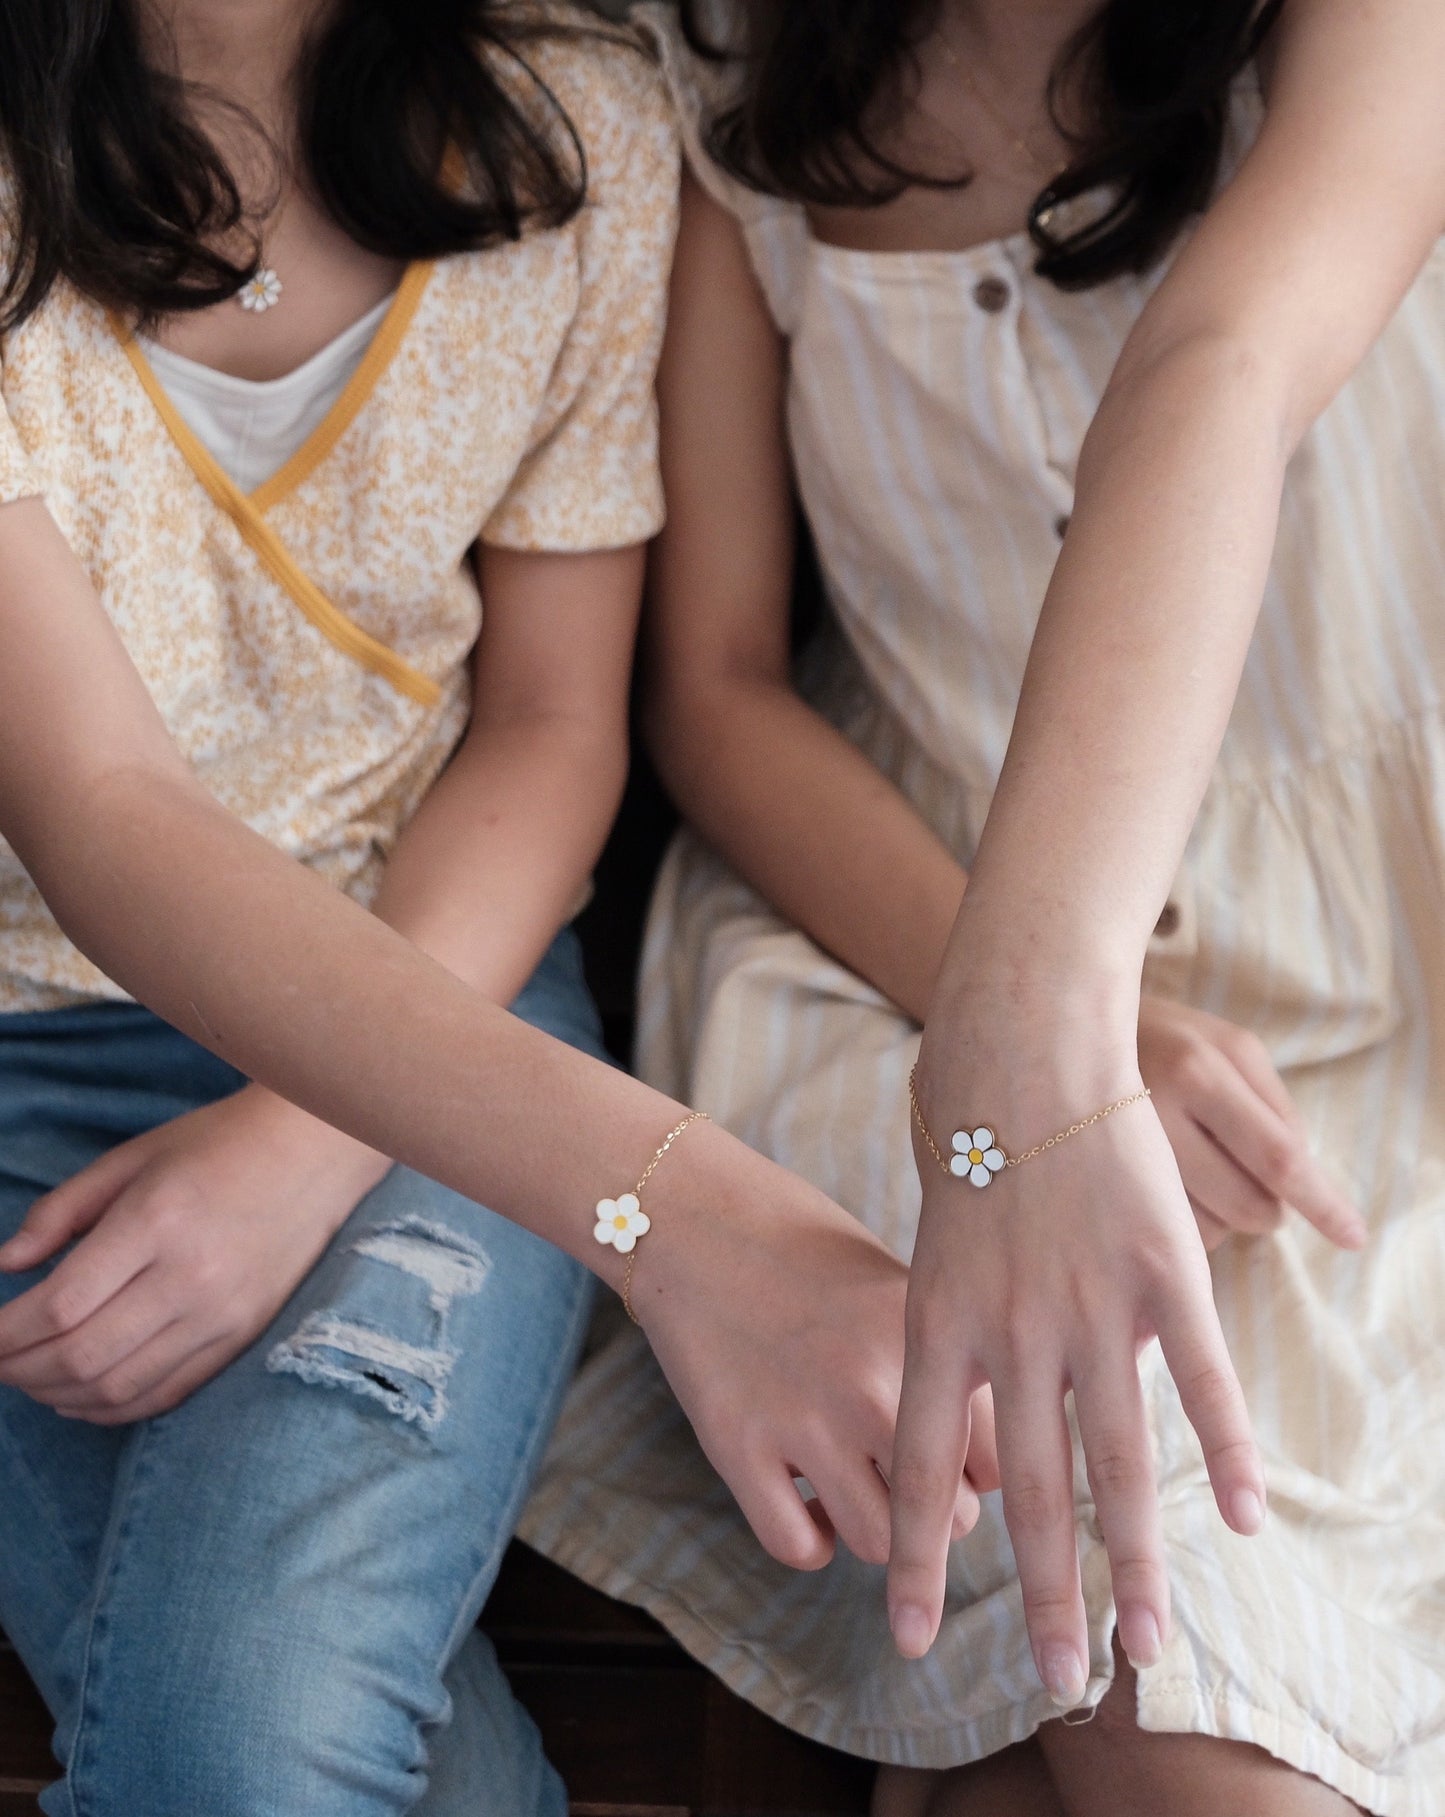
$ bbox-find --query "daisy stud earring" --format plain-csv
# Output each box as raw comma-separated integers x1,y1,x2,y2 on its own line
237,266,283,313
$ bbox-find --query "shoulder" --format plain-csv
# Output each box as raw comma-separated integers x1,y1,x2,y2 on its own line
519,9,678,200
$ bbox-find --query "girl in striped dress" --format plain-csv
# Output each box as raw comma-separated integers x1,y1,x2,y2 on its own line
521,0,1445,1811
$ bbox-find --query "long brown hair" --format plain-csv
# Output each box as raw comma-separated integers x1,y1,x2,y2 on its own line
680,0,1285,288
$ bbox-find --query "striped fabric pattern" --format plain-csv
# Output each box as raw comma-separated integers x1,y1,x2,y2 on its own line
521,12,1445,1809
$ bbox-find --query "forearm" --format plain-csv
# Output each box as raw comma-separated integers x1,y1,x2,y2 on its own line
652,673,963,1024
22,765,755,1284
933,338,1287,1035
371,714,627,1007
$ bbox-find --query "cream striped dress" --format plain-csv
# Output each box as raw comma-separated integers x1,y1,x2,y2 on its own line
520,11,1445,1807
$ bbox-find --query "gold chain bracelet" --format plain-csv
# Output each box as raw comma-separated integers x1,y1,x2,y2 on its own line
908,1065,1150,1190
592,1111,711,1323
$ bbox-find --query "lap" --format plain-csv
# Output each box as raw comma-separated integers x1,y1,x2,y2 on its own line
0,932,605,1811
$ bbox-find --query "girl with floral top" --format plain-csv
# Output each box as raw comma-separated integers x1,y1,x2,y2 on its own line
520,1,1445,1812
0,4,951,1813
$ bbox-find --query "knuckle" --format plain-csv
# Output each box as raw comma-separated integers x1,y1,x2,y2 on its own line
1005,1476,1066,1536
1108,1553,1165,1596
1019,1584,1078,1626
57,1335,104,1382
1206,1434,1258,1477
770,1531,825,1573
1258,1134,1303,1189
1173,1046,1219,1097
39,1292,84,1339
1181,1359,1242,1425
93,1372,138,1410
891,1456,951,1514
1086,1442,1150,1500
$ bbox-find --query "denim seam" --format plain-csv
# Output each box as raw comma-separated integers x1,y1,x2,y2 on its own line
62,1420,159,1817
435,1267,596,1678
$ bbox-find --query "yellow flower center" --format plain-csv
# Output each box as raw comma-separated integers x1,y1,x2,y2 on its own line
613,1214,629,1230
969,1149,984,1165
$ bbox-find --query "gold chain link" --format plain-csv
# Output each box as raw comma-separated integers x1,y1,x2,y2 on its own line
623,1111,710,1324
908,1065,1150,1179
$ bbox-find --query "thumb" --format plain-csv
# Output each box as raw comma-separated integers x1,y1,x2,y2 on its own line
0,1142,148,1272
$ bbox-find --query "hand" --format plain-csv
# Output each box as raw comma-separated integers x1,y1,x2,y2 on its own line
888,1004,1266,1705
1139,996,1364,1251
632,1127,999,1573
0,1087,389,1424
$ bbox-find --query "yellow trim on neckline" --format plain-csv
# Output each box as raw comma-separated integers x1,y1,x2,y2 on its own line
251,261,434,513
108,268,441,709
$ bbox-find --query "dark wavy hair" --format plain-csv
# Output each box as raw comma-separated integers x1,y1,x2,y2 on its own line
680,0,1285,289
0,1,604,331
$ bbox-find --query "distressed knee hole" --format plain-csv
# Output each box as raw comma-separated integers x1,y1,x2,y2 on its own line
267,1316,455,1431
351,1217,490,1312
265,1216,490,1432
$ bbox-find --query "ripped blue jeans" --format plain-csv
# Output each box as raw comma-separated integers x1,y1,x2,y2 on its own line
0,930,600,1817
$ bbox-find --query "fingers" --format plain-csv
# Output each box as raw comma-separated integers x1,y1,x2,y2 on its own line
1190,1049,1365,1249
806,1459,893,1566
55,1333,239,1426
0,1143,144,1274
1188,1196,1232,1252
722,1449,837,1573
887,1330,974,1659
1071,1347,1168,1670
992,1371,1089,1708
0,1265,175,1399
0,1213,149,1359
1153,1282,1265,1538
1167,1118,1285,1236
964,1384,1001,1494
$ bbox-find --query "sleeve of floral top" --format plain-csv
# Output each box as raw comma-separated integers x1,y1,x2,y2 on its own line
483,42,680,554
0,373,43,510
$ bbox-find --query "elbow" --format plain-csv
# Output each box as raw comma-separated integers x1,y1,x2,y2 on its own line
1100,324,1309,471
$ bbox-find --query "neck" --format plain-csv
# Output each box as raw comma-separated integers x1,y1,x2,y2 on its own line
947,0,1101,74
144,0,325,123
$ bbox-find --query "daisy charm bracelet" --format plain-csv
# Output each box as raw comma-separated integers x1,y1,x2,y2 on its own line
908,1065,1151,1189
593,1111,711,1323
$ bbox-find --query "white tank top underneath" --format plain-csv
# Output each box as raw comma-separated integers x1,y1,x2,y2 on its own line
139,295,392,493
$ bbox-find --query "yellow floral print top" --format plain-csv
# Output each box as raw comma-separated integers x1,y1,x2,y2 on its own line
0,28,678,1012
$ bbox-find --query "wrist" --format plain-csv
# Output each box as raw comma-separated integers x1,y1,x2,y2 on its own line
934,880,1148,1011
236,1085,390,1191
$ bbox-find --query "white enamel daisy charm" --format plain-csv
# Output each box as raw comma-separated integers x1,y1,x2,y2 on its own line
950,1127,1008,1188
593,1191,651,1254
238,268,283,313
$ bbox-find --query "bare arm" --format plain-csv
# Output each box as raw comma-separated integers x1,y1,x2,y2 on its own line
647,171,965,1026
892,0,1445,1695
0,494,934,1572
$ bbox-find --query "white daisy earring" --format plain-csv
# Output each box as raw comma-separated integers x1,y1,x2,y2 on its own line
238,267,283,313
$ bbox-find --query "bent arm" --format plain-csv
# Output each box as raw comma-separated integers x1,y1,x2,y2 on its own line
647,172,967,1024
0,496,734,1280
929,0,1445,1033
368,542,639,1007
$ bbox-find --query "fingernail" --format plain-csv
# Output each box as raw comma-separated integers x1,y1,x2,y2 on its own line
891,1604,933,1659
1040,1643,1087,1707
1230,1488,1265,1535
1124,1610,1162,1669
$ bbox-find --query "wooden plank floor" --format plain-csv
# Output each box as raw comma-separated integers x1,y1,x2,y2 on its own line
0,1545,872,1816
